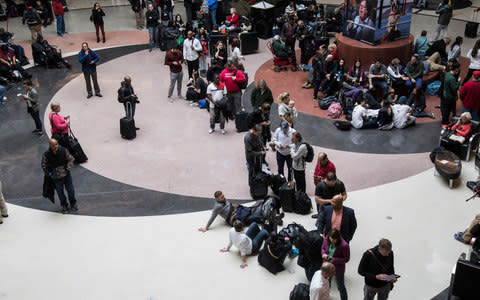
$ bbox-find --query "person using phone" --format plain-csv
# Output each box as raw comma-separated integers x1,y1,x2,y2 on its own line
78,42,102,99
321,229,350,300
358,238,397,300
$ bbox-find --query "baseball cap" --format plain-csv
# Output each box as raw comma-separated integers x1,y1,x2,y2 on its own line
281,121,289,129
474,70,480,78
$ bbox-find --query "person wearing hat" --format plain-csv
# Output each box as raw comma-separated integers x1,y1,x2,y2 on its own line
459,70,480,121
272,121,296,181
219,59,246,114
405,54,424,91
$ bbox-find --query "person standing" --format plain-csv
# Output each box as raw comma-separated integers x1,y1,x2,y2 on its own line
244,124,267,185
314,172,346,219
0,180,8,225
90,2,106,43
207,75,227,134
358,239,397,300
295,20,313,67
272,121,295,181
281,16,297,68
313,153,336,186
321,229,350,300
164,46,184,102
146,3,159,52
459,71,480,121
183,30,203,79
49,101,70,148
219,60,246,114
290,132,308,193
250,79,274,109
118,76,140,126
184,0,193,23
78,42,102,99
207,0,217,25
21,80,43,135
462,40,480,85
42,138,78,214
130,0,146,30
22,5,43,41
441,61,460,125
52,0,66,37
310,262,336,300
433,0,452,41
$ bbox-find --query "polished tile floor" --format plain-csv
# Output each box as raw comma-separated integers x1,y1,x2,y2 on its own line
0,3,479,300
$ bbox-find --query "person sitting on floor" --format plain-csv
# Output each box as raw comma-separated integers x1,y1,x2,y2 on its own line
32,35,71,68
220,220,269,269
351,98,379,129
407,86,435,119
186,70,207,106
377,100,394,130
392,98,416,128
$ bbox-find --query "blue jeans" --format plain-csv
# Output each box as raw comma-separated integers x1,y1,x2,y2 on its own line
29,110,43,130
245,222,269,254
406,77,422,89
276,151,292,181
53,172,77,208
330,273,348,300
362,117,378,129
462,106,480,121
313,79,323,99
209,9,216,25
56,15,65,35
371,80,387,98
148,26,158,50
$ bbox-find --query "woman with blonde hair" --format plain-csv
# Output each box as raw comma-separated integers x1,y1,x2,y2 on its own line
49,101,70,147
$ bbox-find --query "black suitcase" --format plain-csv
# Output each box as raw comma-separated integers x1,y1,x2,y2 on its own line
240,32,259,54
270,174,286,195
294,191,312,215
465,22,479,38
250,172,269,199
235,110,250,132
279,181,295,212
67,127,87,164
120,102,136,140
289,283,310,300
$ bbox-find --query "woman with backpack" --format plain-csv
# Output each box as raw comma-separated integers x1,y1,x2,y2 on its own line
321,229,350,300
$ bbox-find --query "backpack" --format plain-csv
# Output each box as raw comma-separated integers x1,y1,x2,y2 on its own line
302,142,314,163
234,69,248,89
278,223,308,244
24,8,38,25
425,80,442,95
334,120,352,131
289,283,310,300
293,191,312,215
327,102,343,119
296,230,324,267
117,86,126,103
318,95,336,110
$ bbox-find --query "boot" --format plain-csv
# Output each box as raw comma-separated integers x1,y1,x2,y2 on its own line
97,37,100,43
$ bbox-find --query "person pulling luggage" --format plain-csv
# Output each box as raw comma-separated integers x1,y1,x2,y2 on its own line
118,75,140,130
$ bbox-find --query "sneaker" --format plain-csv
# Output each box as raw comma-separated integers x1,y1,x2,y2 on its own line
221,129,225,135
61,206,69,214
168,97,173,103
71,204,78,211
208,129,214,134
431,113,435,119
191,103,199,107
96,93,103,97
87,94,93,99
178,94,184,100
32,129,40,133
189,100,194,105
187,78,193,85
37,131,44,136
311,214,318,219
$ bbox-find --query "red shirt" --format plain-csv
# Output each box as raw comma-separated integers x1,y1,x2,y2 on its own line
164,49,184,73
219,66,245,93
52,0,64,16
451,122,471,137
460,80,480,110
331,50,339,61
313,160,336,186
226,13,239,28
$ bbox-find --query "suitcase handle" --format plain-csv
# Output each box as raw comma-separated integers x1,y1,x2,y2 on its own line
68,125,77,140
125,102,133,119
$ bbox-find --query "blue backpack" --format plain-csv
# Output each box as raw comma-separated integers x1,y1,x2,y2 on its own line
425,80,442,95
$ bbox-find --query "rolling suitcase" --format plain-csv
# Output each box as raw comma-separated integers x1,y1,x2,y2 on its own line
240,32,259,54
279,181,295,212
250,171,269,199
465,10,479,38
120,102,136,140
235,110,250,132
67,127,88,164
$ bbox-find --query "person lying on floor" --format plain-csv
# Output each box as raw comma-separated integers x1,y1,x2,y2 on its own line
351,99,379,129
220,220,269,268
198,190,284,232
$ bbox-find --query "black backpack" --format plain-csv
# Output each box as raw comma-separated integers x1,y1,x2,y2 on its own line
293,192,312,215
278,223,308,244
117,86,126,103
296,230,324,268
289,283,310,300
334,120,352,131
302,142,314,163
234,69,248,89
25,8,38,25
318,95,336,110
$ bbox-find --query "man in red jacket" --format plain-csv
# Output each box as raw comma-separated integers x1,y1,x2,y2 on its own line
459,70,480,121
219,60,246,114
52,0,67,37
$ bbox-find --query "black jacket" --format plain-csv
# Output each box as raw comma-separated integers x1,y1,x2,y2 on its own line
358,246,395,288
258,238,292,274
119,81,137,104
130,0,146,12
295,25,313,46
91,8,105,25
249,109,271,140
312,56,325,81
317,205,357,243
146,9,159,27
281,22,297,44
426,39,447,59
